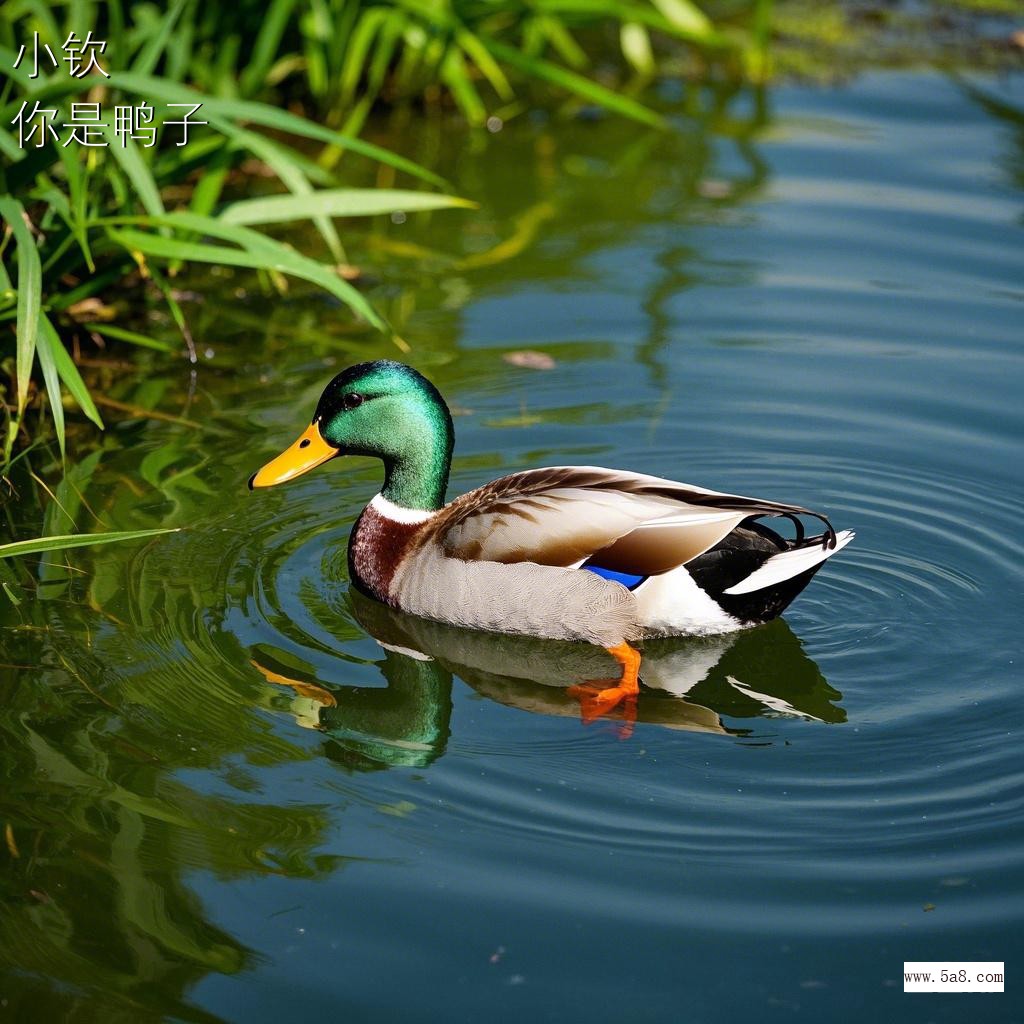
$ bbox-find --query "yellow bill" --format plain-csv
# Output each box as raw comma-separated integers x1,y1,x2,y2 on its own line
248,421,339,489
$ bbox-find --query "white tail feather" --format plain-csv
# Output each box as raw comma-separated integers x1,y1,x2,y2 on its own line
722,530,855,596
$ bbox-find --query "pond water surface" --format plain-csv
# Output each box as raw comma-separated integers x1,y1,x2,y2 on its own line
1,70,1022,1022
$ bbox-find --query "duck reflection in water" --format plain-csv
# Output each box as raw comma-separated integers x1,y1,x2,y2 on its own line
250,590,844,767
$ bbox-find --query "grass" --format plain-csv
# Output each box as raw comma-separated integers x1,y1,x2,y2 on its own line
4,0,1009,481
0,526,179,558
0,0,769,476
0,33,470,466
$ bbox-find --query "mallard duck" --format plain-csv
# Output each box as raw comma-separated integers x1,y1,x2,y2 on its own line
250,360,853,718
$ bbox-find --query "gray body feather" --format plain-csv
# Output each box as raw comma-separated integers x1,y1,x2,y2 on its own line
389,545,639,647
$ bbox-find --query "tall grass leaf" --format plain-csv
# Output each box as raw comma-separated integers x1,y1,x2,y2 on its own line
536,15,589,70
302,10,330,98
85,322,174,352
220,189,476,225
748,0,772,81
0,197,41,417
211,119,344,262
650,0,713,36
208,122,335,186
58,148,94,269
621,22,655,75
393,25,430,94
106,0,127,63
456,28,514,100
131,0,189,76
105,72,449,188
0,44,35,90
34,186,73,233
340,7,388,102
34,312,66,456
0,77,96,138
240,0,299,97
0,528,180,560
105,224,387,332
442,47,487,125
187,143,235,219
46,317,104,428
99,127,166,218
534,1,730,47
369,12,406,92
39,233,79,277
481,40,665,128
68,0,97,35
13,1,60,49
389,0,454,29
0,126,24,163
146,265,195,362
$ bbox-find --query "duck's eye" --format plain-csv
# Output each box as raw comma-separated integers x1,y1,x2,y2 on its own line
342,393,364,411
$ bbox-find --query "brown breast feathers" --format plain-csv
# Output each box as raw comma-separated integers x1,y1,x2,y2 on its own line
347,504,429,604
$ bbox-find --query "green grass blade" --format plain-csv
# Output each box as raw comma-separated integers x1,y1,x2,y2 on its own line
240,0,299,96
0,197,41,417
533,1,731,47
650,0,713,36
340,7,388,102
57,148,94,270
131,0,189,76
100,126,166,218
0,528,180,560
536,15,589,70
0,126,24,163
146,264,196,362
105,72,449,188
441,46,487,125
211,119,344,262
46,315,104,428
621,22,655,76
34,311,66,456
219,188,475,226
187,142,236,219
456,28,515,101
481,40,665,128
210,121,335,186
84,322,174,352
105,221,386,332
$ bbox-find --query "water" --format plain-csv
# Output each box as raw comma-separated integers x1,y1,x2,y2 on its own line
2,71,1022,1022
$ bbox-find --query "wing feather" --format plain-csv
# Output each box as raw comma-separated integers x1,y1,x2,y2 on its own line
436,466,835,574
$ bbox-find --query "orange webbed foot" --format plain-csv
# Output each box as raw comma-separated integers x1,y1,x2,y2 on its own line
566,642,641,736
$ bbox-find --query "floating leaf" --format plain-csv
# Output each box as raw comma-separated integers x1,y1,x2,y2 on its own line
503,350,557,370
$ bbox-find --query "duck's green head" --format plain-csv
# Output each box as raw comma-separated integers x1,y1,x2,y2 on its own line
249,360,454,510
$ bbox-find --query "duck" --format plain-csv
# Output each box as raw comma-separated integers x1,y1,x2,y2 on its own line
249,360,853,720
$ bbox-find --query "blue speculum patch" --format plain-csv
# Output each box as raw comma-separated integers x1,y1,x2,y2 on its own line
583,564,647,590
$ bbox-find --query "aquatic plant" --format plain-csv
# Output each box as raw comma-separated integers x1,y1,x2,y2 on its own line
0,31,467,466
0,0,759,469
